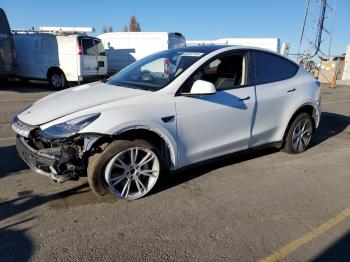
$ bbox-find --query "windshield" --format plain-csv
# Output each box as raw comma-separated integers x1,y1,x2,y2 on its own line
106,49,205,91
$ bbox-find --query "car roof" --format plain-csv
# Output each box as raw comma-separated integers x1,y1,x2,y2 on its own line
176,45,280,55
177,45,298,65
176,45,228,53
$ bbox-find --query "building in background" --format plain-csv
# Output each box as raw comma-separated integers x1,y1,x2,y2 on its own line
342,44,350,81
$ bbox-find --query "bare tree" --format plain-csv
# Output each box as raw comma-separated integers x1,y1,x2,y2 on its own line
123,15,141,32
102,25,113,33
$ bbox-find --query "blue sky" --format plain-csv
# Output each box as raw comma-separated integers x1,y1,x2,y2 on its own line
1,0,349,54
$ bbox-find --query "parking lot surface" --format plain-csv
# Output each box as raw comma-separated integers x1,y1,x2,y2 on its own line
0,81,349,261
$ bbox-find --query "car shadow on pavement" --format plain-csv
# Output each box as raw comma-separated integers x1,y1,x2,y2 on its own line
152,111,350,196
0,144,28,178
0,184,91,262
0,216,35,261
0,226,34,261
311,230,350,262
0,183,90,222
310,112,350,147
153,147,280,196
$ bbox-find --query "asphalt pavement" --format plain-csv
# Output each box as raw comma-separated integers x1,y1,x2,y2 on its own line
0,80,349,261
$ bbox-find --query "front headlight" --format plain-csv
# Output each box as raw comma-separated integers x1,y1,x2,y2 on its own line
41,113,100,138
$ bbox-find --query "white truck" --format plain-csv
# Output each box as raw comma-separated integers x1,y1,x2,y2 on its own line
98,32,186,74
12,27,107,89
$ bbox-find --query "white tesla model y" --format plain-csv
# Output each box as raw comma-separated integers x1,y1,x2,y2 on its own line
13,45,321,200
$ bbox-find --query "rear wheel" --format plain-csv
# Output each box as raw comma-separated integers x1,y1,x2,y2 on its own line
283,113,313,154
48,69,66,89
88,140,161,200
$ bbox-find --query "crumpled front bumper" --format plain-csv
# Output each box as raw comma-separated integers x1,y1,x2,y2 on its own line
16,135,73,182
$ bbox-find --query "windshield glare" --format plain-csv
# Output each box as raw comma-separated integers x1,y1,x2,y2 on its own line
106,49,205,91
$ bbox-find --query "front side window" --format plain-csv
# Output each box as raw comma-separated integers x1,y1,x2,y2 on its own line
106,49,207,91
180,52,247,93
81,38,96,56
253,51,299,85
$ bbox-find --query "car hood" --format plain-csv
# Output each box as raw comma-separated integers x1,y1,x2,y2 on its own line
17,82,149,126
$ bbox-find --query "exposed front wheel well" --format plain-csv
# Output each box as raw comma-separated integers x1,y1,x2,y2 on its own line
114,129,173,171
88,129,173,171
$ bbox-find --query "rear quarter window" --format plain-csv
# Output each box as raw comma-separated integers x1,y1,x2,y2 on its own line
253,51,299,84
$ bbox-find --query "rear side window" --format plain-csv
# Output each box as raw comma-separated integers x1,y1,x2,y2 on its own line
253,51,298,84
81,38,96,56
94,39,106,56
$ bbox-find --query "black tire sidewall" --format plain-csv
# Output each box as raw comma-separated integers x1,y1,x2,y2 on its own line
87,139,160,198
48,70,66,89
284,112,313,154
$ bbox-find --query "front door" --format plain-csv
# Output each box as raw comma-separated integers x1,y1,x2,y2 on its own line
175,52,256,168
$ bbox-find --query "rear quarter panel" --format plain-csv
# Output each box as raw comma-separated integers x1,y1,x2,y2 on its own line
275,69,320,142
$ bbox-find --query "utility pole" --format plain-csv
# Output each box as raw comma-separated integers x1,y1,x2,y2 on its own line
296,0,336,72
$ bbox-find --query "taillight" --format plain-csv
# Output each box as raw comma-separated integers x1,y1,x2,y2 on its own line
77,41,83,55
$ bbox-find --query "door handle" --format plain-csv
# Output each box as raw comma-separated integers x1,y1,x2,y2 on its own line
98,61,105,67
287,88,296,93
238,96,250,101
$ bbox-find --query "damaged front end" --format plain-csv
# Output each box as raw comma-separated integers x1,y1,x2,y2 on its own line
13,115,102,183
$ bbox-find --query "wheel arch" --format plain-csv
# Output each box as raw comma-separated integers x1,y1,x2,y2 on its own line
112,125,177,170
281,102,319,143
47,66,65,79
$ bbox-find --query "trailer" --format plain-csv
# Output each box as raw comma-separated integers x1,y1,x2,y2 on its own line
98,32,186,74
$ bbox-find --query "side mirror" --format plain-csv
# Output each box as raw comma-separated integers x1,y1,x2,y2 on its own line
190,80,216,95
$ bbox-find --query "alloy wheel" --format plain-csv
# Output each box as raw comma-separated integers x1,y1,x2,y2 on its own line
104,147,160,200
292,118,313,152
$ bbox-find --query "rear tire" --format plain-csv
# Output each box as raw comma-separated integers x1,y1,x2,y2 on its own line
48,69,67,89
283,112,313,154
87,140,161,200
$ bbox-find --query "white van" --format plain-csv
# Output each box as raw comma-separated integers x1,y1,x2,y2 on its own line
98,32,186,74
0,8,16,79
13,27,107,89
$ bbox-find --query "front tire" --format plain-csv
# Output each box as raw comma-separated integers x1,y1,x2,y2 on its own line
87,140,161,200
283,112,314,154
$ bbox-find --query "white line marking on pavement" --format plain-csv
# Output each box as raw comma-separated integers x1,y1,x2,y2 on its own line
323,99,350,105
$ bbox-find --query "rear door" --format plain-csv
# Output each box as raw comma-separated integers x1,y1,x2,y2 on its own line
250,51,300,146
94,38,107,76
80,37,97,76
